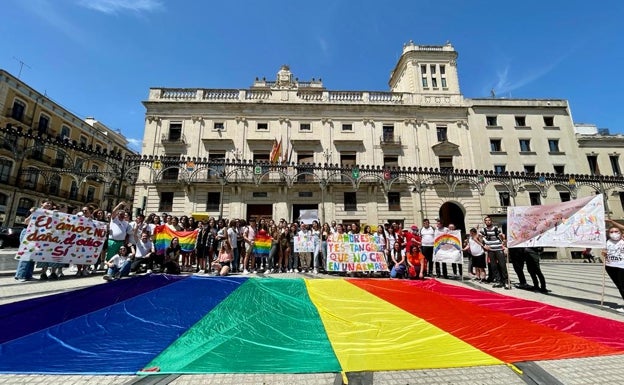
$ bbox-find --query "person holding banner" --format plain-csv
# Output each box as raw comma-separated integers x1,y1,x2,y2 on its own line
480,216,510,290
603,221,624,306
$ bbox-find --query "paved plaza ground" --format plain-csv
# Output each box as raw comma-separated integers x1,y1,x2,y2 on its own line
1,249,623,385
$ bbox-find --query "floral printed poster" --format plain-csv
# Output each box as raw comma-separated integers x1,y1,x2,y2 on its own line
507,195,605,248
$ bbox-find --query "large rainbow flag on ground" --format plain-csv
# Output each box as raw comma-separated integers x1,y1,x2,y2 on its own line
1,275,623,375
153,225,198,254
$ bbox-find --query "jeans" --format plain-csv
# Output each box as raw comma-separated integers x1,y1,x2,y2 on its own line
15,260,35,280
106,260,131,278
232,247,240,272
390,264,406,278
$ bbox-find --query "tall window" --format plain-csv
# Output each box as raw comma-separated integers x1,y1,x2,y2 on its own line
169,122,182,141
0,158,12,183
548,139,560,152
296,153,314,182
86,186,96,203
49,175,61,195
388,192,401,211
340,152,356,182
529,192,541,206
543,116,555,127
436,125,447,142
69,181,78,200
11,100,26,121
490,139,502,152
32,142,44,161
23,167,38,189
498,192,511,206
421,77,428,88
431,77,438,88
610,155,621,175
206,192,220,210
440,65,447,88
61,125,71,140
2,133,17,150
54,151,65,168
344,192,357,211
382,124,394,142
519,139,531,152
159,192,174,212
37,114,50,135
79,136,88,147
587,155,600,175
515,116,526,127
209,152,225,178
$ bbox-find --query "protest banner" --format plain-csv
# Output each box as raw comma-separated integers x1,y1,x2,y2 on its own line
294,233,315,253
433,230,463,264
507,194,605,248
326,233,388,272
15,209,107,264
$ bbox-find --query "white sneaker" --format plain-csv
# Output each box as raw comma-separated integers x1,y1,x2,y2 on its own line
616,307,624,313
313,269,318,274
243,270,250,275
265,269,271,275
146,269,153,274
288,269,293,273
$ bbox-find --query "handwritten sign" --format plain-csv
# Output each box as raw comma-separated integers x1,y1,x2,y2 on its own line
326,233,388,272
294,234,315,253
15,209,107,264
433,230,463,264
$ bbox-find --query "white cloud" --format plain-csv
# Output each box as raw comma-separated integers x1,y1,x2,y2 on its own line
127,138,143,152
77,0,163,15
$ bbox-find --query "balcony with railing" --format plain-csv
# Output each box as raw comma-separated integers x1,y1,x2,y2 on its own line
380,134,402,147
161,133,186,146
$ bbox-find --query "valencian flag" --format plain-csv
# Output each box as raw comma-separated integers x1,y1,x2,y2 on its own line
2,276,624,375
269,138,282,163
153,225,198,254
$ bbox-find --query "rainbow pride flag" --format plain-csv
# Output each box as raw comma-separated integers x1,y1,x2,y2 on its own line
254,230,272,256
153,225,198,254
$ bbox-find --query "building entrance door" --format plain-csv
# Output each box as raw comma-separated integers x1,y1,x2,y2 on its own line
247,204,273,224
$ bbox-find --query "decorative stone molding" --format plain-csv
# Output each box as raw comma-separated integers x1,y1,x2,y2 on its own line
235,116,247,123
191,115,204,123
146,115,161,123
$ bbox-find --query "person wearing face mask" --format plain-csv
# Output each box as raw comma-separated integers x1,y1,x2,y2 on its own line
603,220,624,308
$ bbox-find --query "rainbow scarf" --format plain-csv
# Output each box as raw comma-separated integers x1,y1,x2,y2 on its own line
153,225,198,254
254,230,272,256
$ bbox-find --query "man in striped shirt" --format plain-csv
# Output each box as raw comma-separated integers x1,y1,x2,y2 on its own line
480,216,510,289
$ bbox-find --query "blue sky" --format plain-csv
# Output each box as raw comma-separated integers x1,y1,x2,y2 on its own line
2,0,623,151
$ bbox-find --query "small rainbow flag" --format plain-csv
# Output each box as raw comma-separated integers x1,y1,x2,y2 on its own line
153,225,198,255
254,230,272,256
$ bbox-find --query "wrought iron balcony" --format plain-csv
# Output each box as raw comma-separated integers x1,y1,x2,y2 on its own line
161,133,186,145
380,135,401,146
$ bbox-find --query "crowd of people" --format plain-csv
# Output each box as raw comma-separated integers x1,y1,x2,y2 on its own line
10,201,624,309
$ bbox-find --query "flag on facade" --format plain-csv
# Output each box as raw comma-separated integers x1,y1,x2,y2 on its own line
269,139,282,163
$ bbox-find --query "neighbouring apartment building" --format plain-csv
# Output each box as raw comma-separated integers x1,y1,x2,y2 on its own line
0,70,136,227
135,41,624,258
